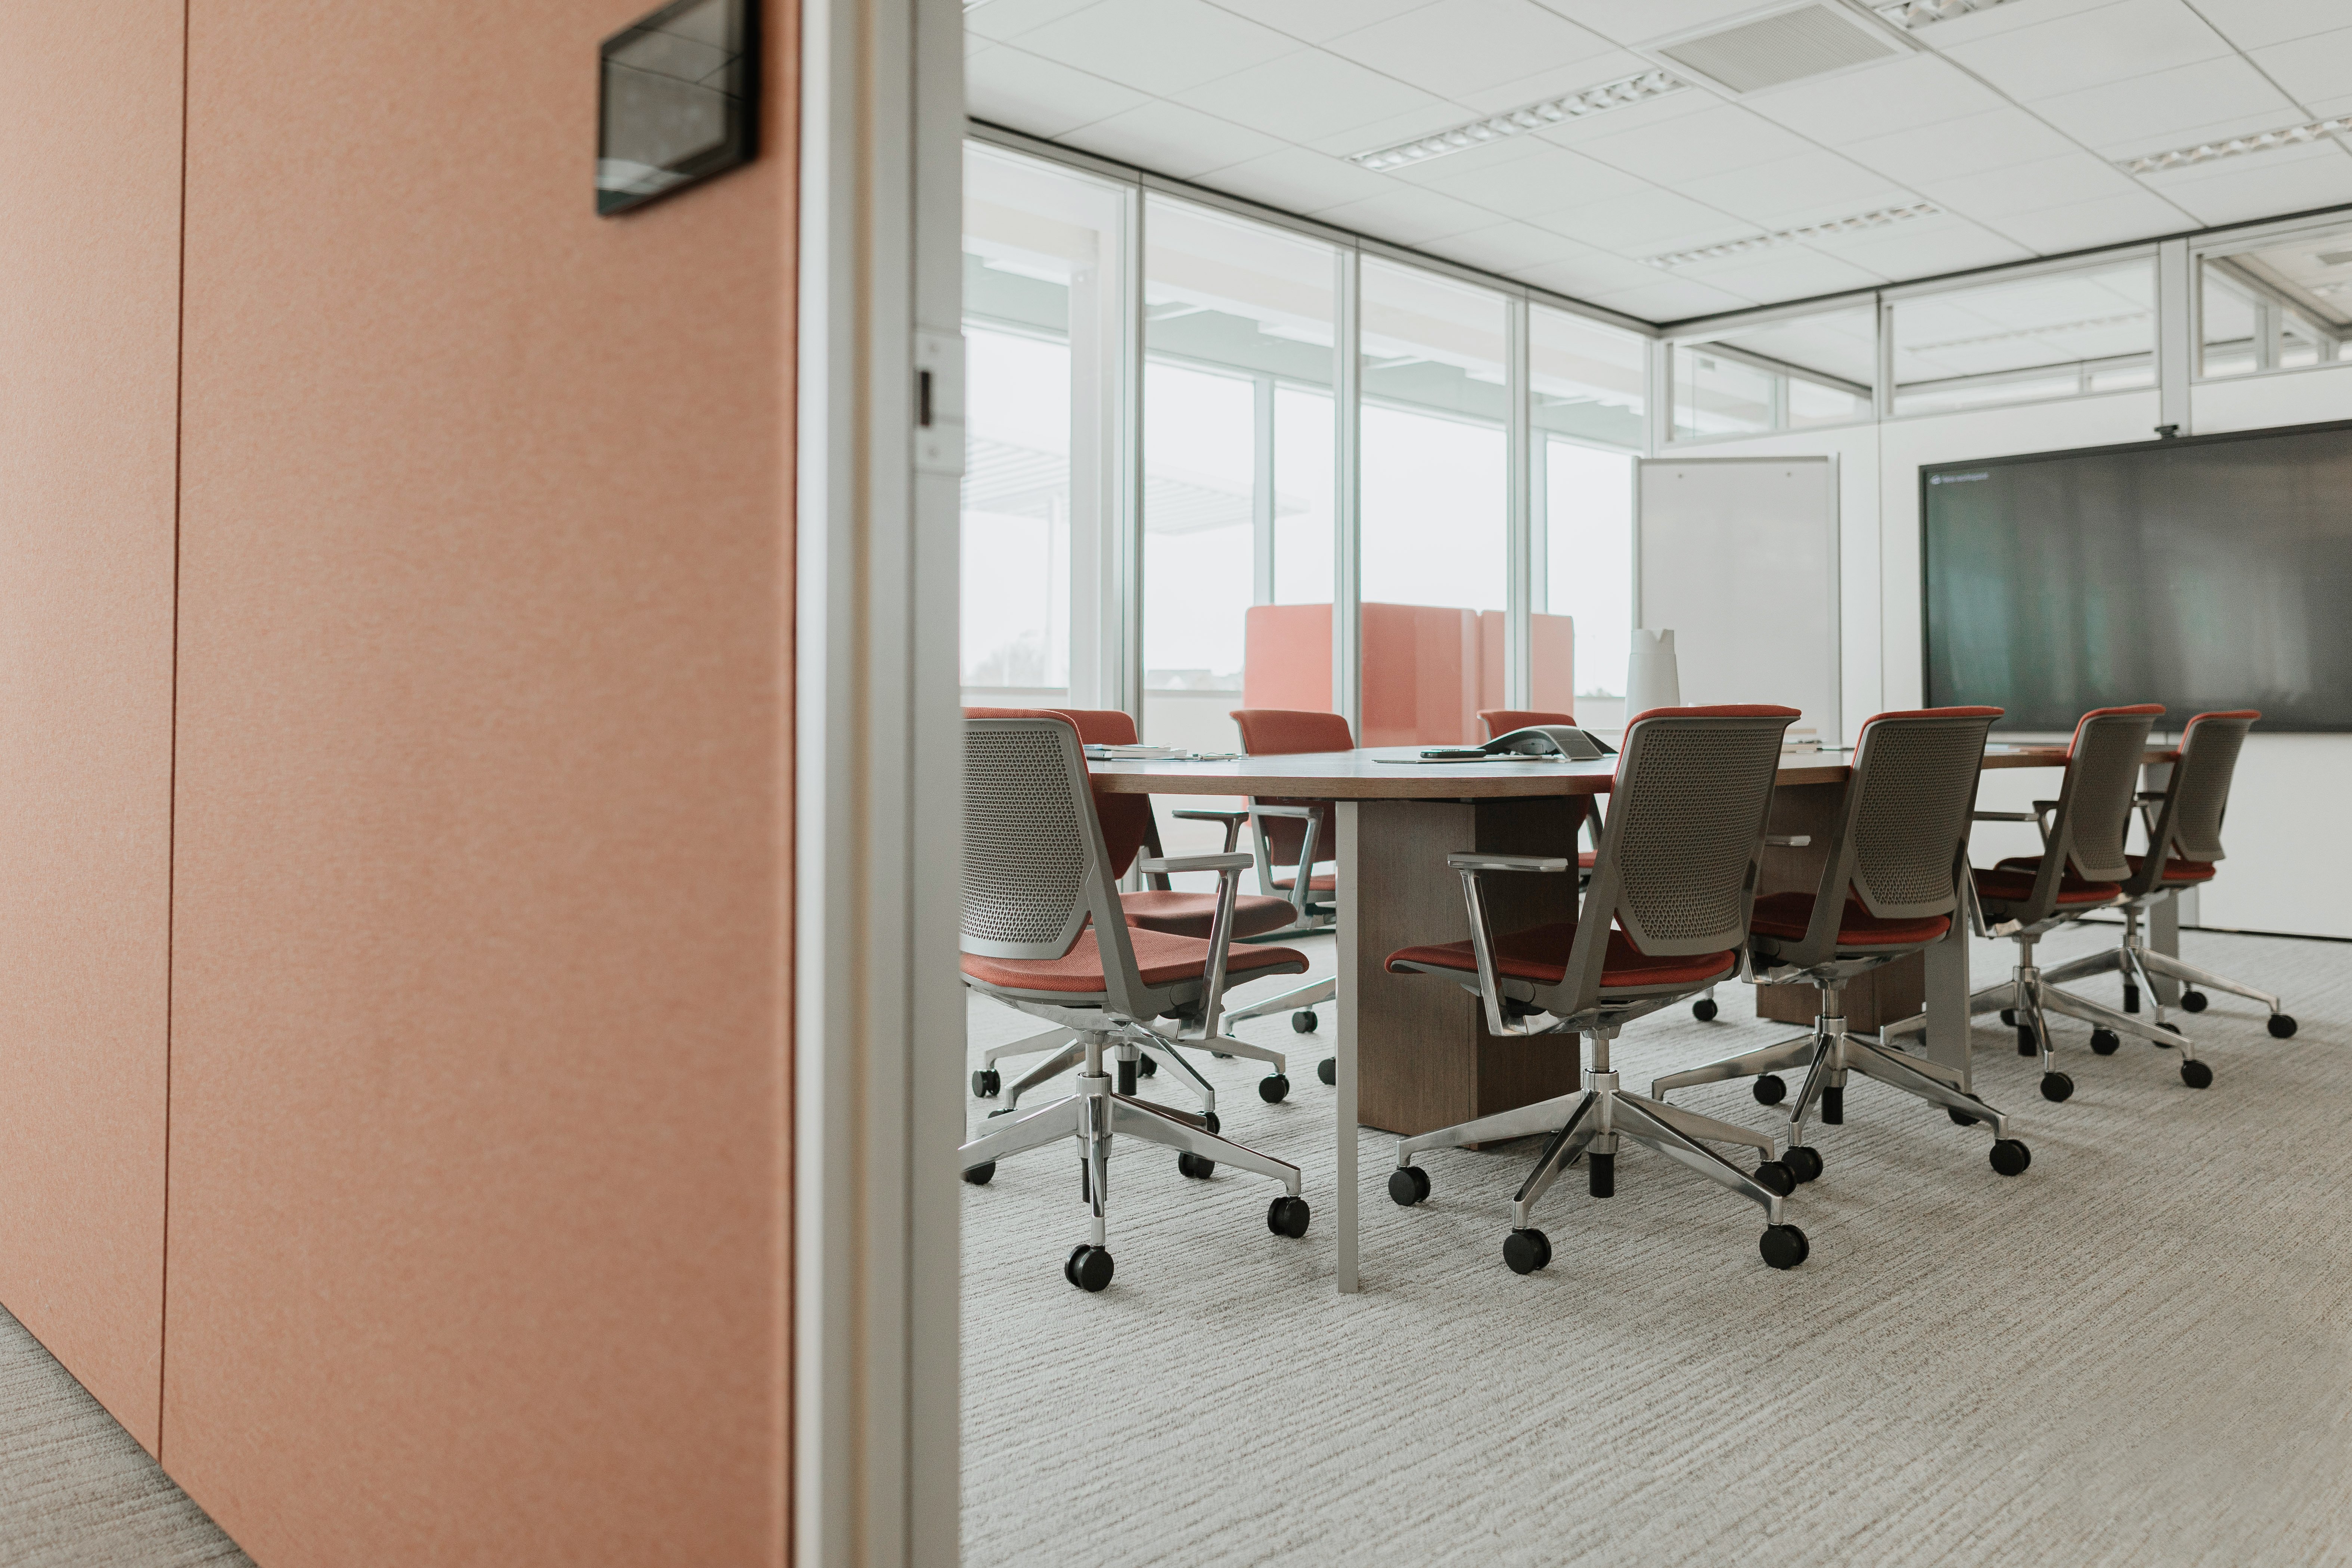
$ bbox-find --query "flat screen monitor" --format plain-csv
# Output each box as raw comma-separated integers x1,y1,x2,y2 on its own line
1922,419,2352,733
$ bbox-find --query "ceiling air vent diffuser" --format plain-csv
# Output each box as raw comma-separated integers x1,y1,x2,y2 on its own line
1656,3,1902,94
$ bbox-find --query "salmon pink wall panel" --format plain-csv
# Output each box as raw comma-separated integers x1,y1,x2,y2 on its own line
1362,603,1479,746
1242,603,1334,711
0,0,185,1454
163,2,796,1563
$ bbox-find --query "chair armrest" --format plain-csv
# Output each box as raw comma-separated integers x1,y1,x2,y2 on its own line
1971,811,2041,822
2032,800,2060,814
1446,853,1571,873
1138,853,1253,876
1170,808,1250,823
1764,834,1811,847
1250,804,1318,819
2134,790,2168,801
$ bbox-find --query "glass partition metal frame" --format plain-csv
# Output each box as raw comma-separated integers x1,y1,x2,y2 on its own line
2190,211,2352,385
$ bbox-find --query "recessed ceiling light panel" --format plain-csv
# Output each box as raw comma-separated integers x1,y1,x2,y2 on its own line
1644,202,1937,268
2118,117,2352,175
1348,70,1689,173
1873,0,2020,30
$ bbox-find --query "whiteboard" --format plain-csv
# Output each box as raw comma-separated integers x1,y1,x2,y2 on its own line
1635,456,1840,746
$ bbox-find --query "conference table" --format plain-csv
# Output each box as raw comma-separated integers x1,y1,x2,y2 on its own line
1093,742,2181,1294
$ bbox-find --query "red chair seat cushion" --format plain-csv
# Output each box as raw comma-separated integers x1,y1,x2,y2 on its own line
1386,922,1734,991
1270,871,1337,894
962,926,1307,994
2127,852,2216,883
1120,889,1296,941
1972,866,2117,906
1748,891,1949,947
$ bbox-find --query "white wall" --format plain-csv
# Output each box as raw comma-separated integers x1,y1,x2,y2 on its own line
1679,369,2352,940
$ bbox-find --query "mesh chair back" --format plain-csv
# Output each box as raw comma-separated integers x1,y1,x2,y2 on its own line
1478,708,1574,739
1044,707,1157,877
1845,708,2000,918
2166,710,2258,863
962,717,1109,961
2062,706,2160,883
1230,708,1352,870
1603,706,1797,956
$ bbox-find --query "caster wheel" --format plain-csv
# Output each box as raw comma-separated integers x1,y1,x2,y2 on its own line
1783,1145,1824,1183
1502,1228,1552,1274
2000,1007,2017,1027
1760,1224,1809,1270
1258,1073,1290,1104
1948,1108,1980,1127
2180,988,2208,1013
1138,1053,1158,1077
1266,1195,1311,1239
2181,1059,2213,1089
1291,1010,1319,1034
2122,983,2140,1014
2016,1023,2039,1057
1588,1152,1615,1199
1754,1160,1797,1198
1065,1245,1113,1292
1753,1074,1787,1106
2155,1021,2181,1041
1388,1165,1431,1207
1177,1152,1215,1179
2269,1014,2298,1039
986,1105,1017,1119
1316,1056,1335,1086
1989,1139,2031,1176
2040,1071,2074,1103
971,1068,1000,1098
962,1160,996,1186
1693,997,1719,1022
1211,1051,1233,1060
2090,1028,2120,1055
1201,1111,1220,1135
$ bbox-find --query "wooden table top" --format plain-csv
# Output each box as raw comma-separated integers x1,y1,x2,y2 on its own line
1088,742,2124,799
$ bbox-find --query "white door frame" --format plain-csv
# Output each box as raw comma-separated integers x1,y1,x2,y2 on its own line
795,0,966,1561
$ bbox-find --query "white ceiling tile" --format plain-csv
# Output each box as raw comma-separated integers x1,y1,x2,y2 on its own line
1528,0,1776,46
1571,104,1818,183
1060,100,1289,179
1744,55,2009,144
1673,150,1919,229
965,46,1155,139
1985,186,2193,251
1896,0,2127,47
1201,0,1440,44
1173,49,1453,145
1306,101,1488,157
1540,187,1755,251
965,0,1106,43
1839,109,2082,187
1312,186,1507,243
1390,142,1650,214
1018,0,1304,99
1451,49,1657,113
1322,0,1620,101
1424,220,1586,271
1805,214,2033,276
2248,28,2352,112
1509,246,1672,295
2311,94,2352,120
1200,146,1405,211
2190,0,2352,51
1661,247,1887,304
2134,142,2352,226
1940,0,2232,102
2031,58,2299,151
1588,276,1756,320
1912,152,2148,220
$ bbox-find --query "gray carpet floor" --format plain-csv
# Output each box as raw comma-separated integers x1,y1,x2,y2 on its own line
0,1310,245,1568
962,924,2352,1568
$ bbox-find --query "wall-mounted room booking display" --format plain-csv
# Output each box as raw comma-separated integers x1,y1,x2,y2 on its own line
597,0,756,215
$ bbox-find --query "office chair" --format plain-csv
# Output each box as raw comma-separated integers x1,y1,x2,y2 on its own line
1965,705,2210,1097
1217,708,1350,1082
1650,708,2030,1179
965,707,1297,1119
2011,709,2294,1052
1384,704,1813,1273
956,715,1313,1292
1477,709,1642,1010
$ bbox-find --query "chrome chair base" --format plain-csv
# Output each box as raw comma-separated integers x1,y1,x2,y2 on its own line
980,1021,1291,1118
1389,1031,1808,1270
1970,931,2207,1093
1219,974,1334,1025
1653,1006,2017,1162
2036,903,2290,1034
959,1032,1307,1288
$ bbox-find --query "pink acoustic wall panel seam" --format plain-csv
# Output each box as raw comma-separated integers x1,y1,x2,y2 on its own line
162,1,797,1564
0,0,187,1455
